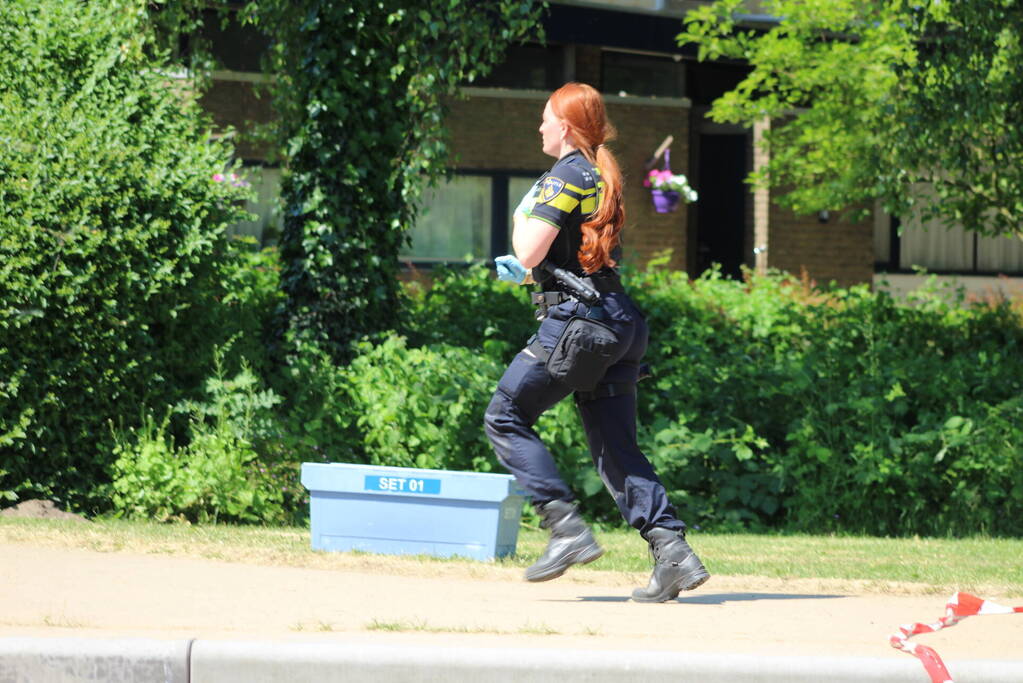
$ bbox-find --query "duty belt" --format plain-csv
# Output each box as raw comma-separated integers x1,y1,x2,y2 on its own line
532,274,624,320
558,274,625,296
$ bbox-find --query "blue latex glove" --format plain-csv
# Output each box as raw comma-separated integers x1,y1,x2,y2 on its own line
495,254,528,284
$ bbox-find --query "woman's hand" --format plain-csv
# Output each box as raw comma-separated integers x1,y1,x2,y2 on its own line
495,255,528,284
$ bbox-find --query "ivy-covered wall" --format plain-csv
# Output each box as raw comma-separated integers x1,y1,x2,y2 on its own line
251,1,544,361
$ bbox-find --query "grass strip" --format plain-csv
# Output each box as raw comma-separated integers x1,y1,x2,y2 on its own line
2,517,1020,597
362,618,563,636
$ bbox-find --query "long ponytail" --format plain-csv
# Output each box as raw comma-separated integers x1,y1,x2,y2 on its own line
548,83,625,274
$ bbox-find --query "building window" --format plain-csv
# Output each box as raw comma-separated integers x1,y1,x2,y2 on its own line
507,176,539,239
976,233,1023,273
601,50,685,99
401,172,542,265
470,43,566,91
227,165,282,247
402,175,493,263
877,207,1023,276
191,9,270,74
228,169,548,264
224,167,522,255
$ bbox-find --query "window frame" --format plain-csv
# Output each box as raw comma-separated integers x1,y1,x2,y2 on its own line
877,215,1023,277
400,168,545,268
600,47,687,99
225,160,283,248
467,42,568,92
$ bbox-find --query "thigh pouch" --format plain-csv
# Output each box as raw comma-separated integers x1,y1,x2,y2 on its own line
527,315,620,393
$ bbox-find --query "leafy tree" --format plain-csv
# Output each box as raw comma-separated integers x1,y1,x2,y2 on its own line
0,0,249,509
680,0,1023,235
239,1,544,362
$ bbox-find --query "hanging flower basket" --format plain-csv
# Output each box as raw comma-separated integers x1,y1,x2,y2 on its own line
650,189,681,213
643,149,697,214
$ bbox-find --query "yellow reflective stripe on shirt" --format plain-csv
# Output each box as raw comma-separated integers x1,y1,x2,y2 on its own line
545,191,580,213
580,181,604,214
562,180,595,197
549,181,594,213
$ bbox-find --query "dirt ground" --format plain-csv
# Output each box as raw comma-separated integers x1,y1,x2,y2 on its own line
0,500,89,522
2,538,1022,670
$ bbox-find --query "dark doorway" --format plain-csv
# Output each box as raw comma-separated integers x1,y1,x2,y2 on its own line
695,134,747,279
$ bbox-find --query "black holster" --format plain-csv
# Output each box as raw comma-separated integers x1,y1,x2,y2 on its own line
526,262,627,392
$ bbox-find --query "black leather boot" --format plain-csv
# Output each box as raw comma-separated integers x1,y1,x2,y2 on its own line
631,527,710,602
525,500,604,582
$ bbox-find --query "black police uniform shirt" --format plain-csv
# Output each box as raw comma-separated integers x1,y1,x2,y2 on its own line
527,150,619,288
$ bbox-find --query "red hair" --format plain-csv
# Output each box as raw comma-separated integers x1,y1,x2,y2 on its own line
548,82,625,274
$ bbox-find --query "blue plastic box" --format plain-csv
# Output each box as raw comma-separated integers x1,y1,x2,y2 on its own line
300,463,526,561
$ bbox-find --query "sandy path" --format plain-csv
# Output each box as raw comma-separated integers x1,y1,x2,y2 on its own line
2,542,1022,665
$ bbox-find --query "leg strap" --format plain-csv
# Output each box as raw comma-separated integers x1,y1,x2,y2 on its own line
575,382,636,403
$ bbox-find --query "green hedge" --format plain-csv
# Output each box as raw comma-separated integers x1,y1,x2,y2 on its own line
97,257,1023,535
343,335,503,473
628,264,1023,535
395,262,1023,536
403,263,536,363
0,0,251,509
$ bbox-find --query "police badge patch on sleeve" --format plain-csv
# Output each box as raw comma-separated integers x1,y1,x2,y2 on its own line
538,176,566,204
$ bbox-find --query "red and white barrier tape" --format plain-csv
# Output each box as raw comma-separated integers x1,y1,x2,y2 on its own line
890,592,1023,683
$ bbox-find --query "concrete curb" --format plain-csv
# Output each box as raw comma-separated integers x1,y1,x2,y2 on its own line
3,637,1023,682
0,637,191,683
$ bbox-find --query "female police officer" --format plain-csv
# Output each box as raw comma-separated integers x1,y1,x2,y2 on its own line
484,82,709,602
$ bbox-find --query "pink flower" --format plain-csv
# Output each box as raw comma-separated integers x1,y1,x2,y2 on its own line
212,173,225,182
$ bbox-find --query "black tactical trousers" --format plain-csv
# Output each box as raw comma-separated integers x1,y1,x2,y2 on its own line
483,292,686,537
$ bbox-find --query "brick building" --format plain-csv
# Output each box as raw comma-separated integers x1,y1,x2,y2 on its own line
199,0,1023,294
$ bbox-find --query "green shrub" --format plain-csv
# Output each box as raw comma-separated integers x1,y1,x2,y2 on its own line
109,356,289,524
767,286,1023,535
342,334,504,473
627,262,1023,536
403,263,536,363
381,259,1023,536
265,338,363,472
144,258,1018,536
627,261,808,448
175,240,285,388
0,0,250,509
109,412,284,525
643,414,776,532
